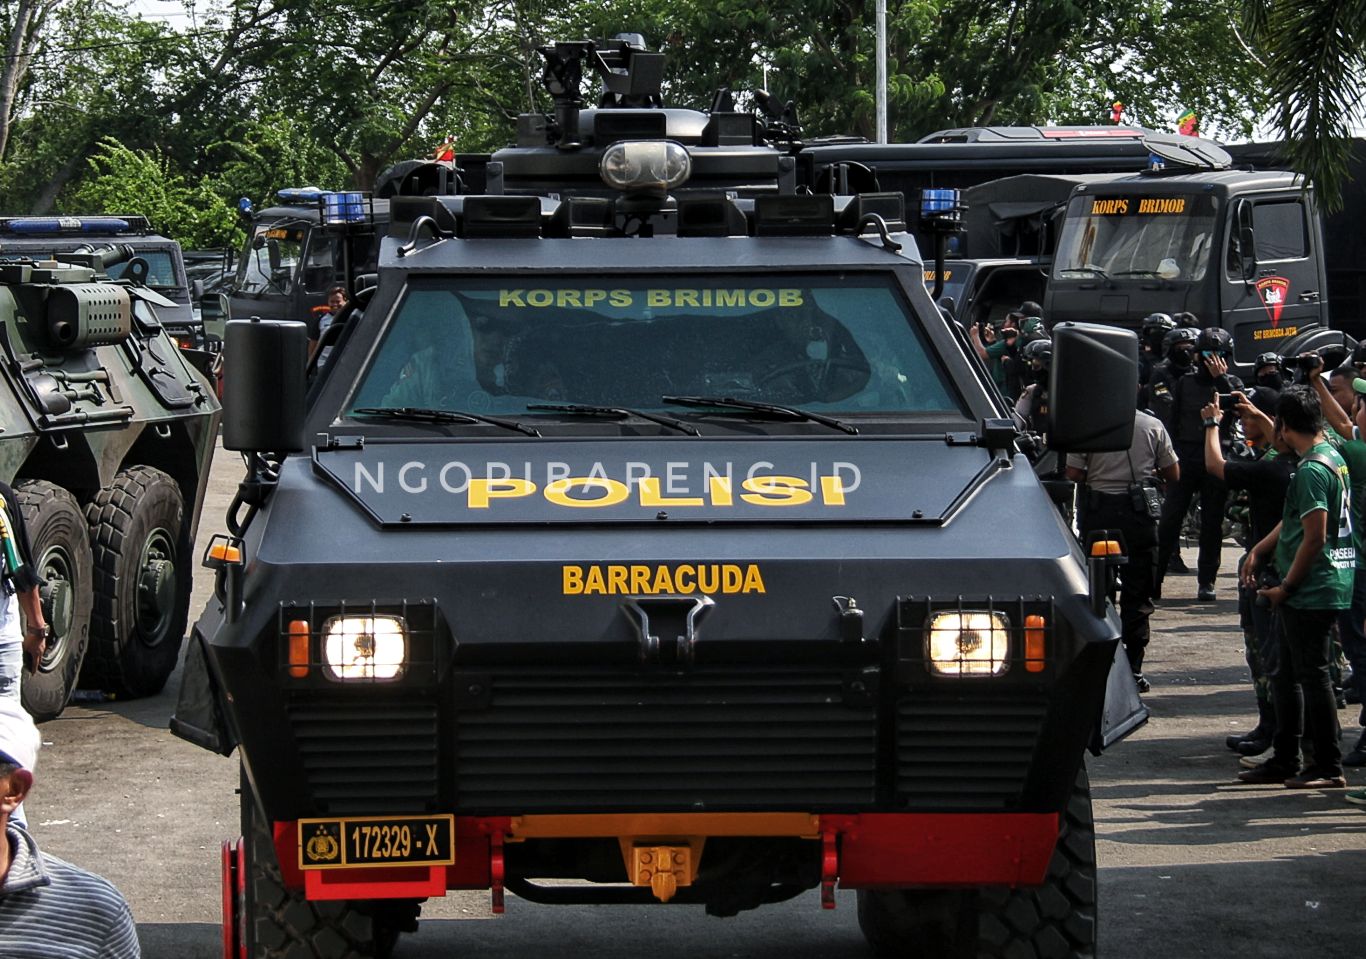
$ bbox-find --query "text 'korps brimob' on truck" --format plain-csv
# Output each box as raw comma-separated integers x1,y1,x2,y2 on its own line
174,34,1144,959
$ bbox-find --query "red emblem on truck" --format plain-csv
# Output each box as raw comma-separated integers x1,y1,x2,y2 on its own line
1255,276,1290,326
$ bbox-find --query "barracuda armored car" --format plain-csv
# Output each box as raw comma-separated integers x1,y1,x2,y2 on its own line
0,245,219,719
175,35,1144,959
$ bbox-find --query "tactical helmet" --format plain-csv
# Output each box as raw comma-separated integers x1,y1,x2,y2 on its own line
1163,326,1200,361
1196,326,1233,357
1254,351,1282,371
1352,340,1366,367
1021,337,1052,368
1141,312,1175,350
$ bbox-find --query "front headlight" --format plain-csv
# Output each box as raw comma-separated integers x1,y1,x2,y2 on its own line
322,615,407,682
599,140,691,194
926,611,1009,677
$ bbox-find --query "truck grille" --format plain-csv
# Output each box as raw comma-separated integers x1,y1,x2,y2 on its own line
454,670,878,811
895,692,1051,810
288,700,440,815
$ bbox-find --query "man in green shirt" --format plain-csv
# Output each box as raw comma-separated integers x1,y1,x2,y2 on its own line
1241,387,1352,789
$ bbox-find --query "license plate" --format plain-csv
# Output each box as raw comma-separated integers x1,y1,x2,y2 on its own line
297,814,455,870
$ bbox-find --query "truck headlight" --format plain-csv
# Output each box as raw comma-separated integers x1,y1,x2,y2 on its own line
599,140,691,194
322,615,407,682
926,611,1009,677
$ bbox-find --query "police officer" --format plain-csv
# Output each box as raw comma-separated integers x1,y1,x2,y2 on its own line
1066,410,1181,691
1253,352,1286,392
1013,337,1052,433
1157,327,1244,601
1146,326,1199,423
1138,312,1175,400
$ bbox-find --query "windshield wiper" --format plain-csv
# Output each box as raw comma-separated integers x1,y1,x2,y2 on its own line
661,395,858,435
1057,266,1110,279
527,403,701,436
351,406,541,437
1111,269,1162,277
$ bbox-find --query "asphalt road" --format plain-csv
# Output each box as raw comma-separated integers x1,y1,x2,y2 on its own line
26,446,1366,958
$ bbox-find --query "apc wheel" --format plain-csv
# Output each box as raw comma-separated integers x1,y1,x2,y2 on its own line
14,481,92,721
84,466,191,698
857,770,1096,959
241,792,404,959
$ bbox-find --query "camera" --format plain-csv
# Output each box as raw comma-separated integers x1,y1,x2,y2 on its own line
1296,352,1323,372
1253,568,1281,608
1218,393,1240,412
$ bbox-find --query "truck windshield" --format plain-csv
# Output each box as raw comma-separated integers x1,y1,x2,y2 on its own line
105,250,180,290
1053,193,1216,282
349,274,964,417
237,220,306,295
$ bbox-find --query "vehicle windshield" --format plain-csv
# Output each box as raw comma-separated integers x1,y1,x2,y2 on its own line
236,219,306,295
348,274,964,418
1053,193,1216,282
0,247,181,289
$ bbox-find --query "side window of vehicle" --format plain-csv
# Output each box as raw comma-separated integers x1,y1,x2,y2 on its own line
302,234,338,293
1251,200,1308,261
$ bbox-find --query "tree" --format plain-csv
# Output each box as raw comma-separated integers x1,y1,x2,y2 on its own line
1242,0,1366,209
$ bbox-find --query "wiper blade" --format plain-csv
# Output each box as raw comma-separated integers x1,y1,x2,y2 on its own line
661,394,858,435
351,406,541,437
527,403,701,436
1057,266,1110,279
1111,269,1161,277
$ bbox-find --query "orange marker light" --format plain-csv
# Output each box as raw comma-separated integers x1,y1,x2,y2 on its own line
287,620,309,678
1089,539,1122,557
208,542,242,565
1024,615,1046,672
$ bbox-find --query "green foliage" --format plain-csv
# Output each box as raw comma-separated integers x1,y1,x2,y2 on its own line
61,138,241,248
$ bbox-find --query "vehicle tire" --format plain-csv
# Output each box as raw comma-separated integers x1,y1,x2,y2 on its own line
84,466,191,698
241,791,403,959
13,481,92,721
856,769,1096,959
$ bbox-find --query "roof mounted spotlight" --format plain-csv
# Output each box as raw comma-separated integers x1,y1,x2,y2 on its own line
599,140,691,195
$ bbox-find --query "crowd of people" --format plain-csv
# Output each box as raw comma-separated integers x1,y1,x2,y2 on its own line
978,302,1365,804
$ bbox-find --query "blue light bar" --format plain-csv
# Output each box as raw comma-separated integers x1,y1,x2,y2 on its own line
322,192,366,224
276,187,328,205
920,188,961,218
1,216,132,234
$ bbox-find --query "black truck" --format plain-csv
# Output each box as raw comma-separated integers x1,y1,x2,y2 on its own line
174,35,1145,959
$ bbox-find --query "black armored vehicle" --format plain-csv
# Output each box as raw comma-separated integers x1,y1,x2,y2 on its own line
176,36,1143,959
0,245,220,719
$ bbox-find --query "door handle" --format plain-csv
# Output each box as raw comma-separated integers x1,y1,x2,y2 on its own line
1298,290,1320,301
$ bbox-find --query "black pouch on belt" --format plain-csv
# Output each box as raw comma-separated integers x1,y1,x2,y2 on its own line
1129,482,1163,521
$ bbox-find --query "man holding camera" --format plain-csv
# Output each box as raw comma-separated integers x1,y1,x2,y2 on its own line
1240,387,1352,789
1066,410,1180,691
1202,387,1291,756
968,312,1019,393
1157,327,1243,601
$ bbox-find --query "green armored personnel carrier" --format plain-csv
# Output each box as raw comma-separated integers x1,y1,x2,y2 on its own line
0,245,220,719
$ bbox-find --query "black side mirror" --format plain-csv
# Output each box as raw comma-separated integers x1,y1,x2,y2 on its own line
1239,227,1257,282
267,238,282,274
222,318,307,453
1049,322,1138,452
191,278,205,300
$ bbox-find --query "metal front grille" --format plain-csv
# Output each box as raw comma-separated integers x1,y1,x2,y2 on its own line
895,692,1050,810
454,671,878,812
289,700,440,815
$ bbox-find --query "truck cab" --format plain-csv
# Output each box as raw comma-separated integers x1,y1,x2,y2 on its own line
1046,163,1337,370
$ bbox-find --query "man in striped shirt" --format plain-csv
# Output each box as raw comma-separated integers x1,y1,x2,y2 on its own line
0,698,139,957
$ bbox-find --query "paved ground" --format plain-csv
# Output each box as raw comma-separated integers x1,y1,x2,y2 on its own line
24,448,1366,957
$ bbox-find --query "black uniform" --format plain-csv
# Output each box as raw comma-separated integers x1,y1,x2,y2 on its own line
1156,365,1243,590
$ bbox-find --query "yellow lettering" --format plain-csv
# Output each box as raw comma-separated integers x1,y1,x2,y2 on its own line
563,566,584,594
630,565,650,594
499,289,524,307
717,289,744,308
467,478,536,509
608,565,628,594
647,289,669,307
544,477,631,508
609,289,633,307
722,565,744,593
584,289,607,307
1090,199,1129,215
651,566,675,593
740,475,813,506
675,289,699,308
742,564,765,594
584,566,606,594
674,565,695,593
557,289,583,308
526,289,553,307
638,477,704,508
698,565,719,593
820,475,847,506
708,475,733,506
750,289,775,308
778,289,803,306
